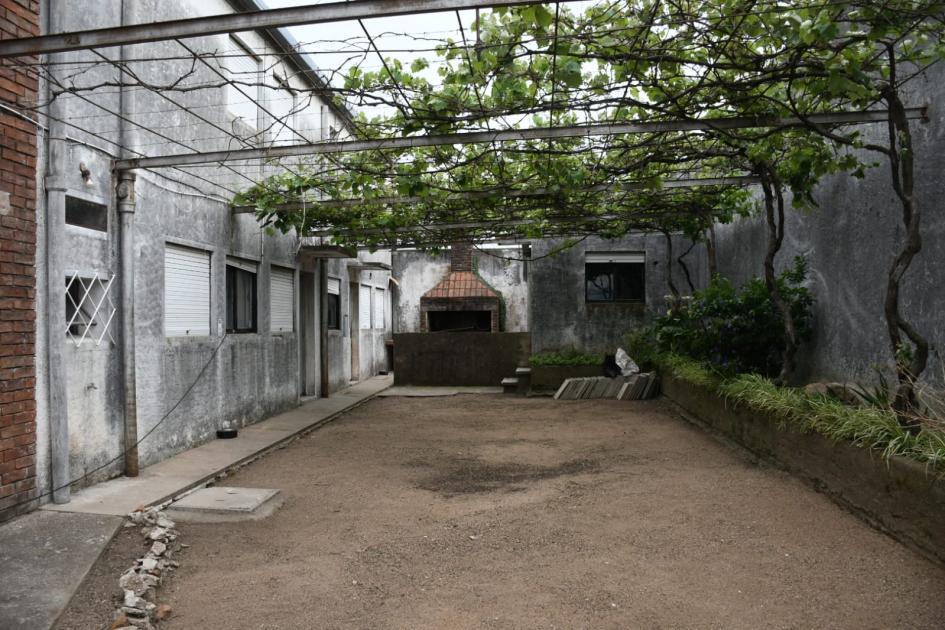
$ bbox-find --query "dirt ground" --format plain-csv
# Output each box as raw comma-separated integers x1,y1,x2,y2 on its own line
85,395,945,629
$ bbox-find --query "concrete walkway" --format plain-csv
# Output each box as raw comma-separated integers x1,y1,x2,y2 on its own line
0,375,391,630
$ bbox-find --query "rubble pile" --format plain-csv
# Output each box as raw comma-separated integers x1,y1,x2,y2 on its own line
111,507,180,630
553,373,660,400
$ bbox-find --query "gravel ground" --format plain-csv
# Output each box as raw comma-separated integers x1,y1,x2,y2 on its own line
81,395,945,628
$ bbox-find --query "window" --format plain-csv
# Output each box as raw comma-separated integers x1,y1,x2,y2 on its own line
65,196,107,232
585,252,645,303
270,73,297,145
65,273,116,345
373,287,385,329
164,244,211,337
326,276,340,330
225,35,259,130
270,266,294,333
359,284,371,330
226,257,257,333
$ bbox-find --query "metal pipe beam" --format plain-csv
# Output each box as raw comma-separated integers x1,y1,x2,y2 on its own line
116,108,927,170
0,0,582,57
232,176,759,213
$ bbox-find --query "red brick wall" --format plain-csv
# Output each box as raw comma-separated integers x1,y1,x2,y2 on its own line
450,242,473,273
0,0,40,523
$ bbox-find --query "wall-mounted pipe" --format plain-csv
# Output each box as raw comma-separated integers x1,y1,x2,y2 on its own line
116,171,138,476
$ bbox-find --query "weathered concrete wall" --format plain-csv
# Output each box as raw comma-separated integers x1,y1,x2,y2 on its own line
713,65,945,386
393,332,530,386
33,0,378,495
529,235,707,355
391,247,528,333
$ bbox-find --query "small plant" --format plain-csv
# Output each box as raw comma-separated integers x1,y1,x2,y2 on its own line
529,350,601,367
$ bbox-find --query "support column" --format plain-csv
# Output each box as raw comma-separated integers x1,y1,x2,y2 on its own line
44,168,69,504
117,171,138,477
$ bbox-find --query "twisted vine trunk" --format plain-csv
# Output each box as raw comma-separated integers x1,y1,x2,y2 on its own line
759,167,799,385
661,230,681,306
705,225,718,279
677,238,697,294
882,83,928,426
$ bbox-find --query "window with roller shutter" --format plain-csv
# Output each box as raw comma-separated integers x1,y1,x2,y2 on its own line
164,244,211,337
270,266,295,333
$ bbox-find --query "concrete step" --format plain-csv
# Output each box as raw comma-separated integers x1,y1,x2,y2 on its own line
501,377,519,394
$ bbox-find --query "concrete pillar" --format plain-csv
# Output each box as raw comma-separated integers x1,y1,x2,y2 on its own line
116,171,138,477
44,163,70,504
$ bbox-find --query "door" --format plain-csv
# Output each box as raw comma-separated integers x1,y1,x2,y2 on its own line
299,271,318,397
349,281,360,382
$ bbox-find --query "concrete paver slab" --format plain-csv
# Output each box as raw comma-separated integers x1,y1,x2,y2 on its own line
166,487,283,522
42,375,391,517
0,510,122,630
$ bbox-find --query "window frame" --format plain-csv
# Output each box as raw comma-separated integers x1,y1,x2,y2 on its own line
325,276,341,330
584,252,646,304
225,259,258,334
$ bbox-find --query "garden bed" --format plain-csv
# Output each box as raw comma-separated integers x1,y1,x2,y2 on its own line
661,373,945,566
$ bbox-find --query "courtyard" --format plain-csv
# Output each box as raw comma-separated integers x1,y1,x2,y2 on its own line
62,394,945,629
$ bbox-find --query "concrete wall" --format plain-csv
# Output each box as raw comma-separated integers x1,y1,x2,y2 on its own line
529,235,707,355
393,332,530,386
33,0,386,496
391,246,529,333
713,65,945,386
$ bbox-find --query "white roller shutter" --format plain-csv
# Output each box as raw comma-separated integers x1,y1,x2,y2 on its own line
359,284,371,330
327,277,340,295
270,266,295,332
373,287,385,329
585,251,645,264
165,244,211,337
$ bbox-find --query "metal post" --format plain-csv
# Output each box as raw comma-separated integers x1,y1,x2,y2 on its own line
116,171,139,477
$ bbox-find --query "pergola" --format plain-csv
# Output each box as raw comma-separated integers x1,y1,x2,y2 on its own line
0,0,936,491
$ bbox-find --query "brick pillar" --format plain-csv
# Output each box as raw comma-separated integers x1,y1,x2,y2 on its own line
450,242,473,273
0,0,40,523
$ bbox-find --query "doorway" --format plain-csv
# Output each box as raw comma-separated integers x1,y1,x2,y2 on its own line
299,271,318,397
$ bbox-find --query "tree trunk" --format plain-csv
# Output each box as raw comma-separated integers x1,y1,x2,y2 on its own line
677,238,697,294
882,83,928,427
759,167,799,385
705,225,718,279
661,230,680,306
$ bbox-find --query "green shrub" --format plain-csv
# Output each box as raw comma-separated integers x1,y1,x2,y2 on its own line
649,257,814,377
529,350,601,367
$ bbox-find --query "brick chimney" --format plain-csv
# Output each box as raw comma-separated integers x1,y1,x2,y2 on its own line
450,242,473,272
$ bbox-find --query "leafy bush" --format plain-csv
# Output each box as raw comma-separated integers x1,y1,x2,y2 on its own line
529,350,601,367
649,257,814,377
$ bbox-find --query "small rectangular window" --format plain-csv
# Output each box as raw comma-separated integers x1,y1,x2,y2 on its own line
65,196,107,232
585,252,645,303
326,276,340,330
374,287,385,329
226,258,257,333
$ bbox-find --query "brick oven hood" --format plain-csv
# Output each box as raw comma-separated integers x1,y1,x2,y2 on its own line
419,243,501,332
422,270,498,300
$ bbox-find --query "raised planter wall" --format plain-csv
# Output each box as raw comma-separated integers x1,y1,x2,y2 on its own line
393,332,530,386
662,374,945,566
529,364,603,390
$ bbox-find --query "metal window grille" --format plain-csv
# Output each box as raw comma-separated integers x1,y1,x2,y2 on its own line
65,272,117,346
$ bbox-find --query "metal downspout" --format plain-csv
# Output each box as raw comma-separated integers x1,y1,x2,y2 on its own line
118,0,138,477
44,0,69,503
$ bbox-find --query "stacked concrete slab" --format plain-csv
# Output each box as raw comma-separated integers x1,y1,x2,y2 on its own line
553,373,659,400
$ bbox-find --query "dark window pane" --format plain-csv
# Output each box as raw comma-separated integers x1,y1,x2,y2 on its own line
585,263,613,302
326,293,340,330
226,266,256,333
613,263,645,302
66,197,107,232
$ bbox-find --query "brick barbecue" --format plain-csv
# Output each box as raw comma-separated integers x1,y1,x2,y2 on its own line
419,243,501,332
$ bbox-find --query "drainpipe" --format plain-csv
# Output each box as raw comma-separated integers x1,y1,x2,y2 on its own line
44,1,69,503
116,171,138,476
117,0,138,476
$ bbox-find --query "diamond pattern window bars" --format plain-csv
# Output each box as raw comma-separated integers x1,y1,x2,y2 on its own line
65,272,117,347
